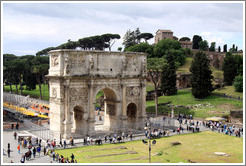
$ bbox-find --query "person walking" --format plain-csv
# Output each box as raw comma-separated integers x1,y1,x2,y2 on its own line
43,147,46,156
17,144,20,154
63,140,66,149
33,147,36,158
37,146,41,157
129,132,133,141
60,140,63,147
11,123,14,130
71,153,75,161
20,155,25,163
16,123,19,130
14,132,17,140
7,148,11,158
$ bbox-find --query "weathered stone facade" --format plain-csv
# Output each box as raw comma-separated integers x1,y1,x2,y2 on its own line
47,50,147,139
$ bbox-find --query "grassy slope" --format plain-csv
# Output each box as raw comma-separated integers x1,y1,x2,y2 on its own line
214,86,243,99
176,57,193,74
146,90,243,118
55,131,243,163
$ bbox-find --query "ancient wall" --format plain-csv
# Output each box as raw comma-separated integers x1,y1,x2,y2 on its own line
191,49,226,70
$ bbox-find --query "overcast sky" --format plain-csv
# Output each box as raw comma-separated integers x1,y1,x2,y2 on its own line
2,2,244,56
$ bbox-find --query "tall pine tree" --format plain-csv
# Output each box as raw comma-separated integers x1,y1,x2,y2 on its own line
223,52,238,85
190,51,213,98
161,53,177,96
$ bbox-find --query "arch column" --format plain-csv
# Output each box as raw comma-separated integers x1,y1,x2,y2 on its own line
63,84,72,139
87,83,95,136
120,85,128,132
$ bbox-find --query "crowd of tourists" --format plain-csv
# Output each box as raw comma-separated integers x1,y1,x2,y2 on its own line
82,132,134,146
12,132,77,163
204,120,243,137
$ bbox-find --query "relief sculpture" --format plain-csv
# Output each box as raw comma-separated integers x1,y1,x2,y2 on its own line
70,88,88,103
51,55,59,67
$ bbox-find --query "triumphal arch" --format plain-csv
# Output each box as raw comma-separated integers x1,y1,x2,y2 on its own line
47,49,147,139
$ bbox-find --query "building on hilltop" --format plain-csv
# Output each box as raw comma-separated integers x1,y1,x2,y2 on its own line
154,29,174,44
179,41,192,49
155,29,192,49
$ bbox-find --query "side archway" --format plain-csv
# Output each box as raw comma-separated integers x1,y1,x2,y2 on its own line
127,103,137,129
73,105,86,134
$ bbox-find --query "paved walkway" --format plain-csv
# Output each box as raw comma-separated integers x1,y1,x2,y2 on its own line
2,129,56,164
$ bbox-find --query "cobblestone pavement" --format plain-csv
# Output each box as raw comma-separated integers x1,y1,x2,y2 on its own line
2,129,57,164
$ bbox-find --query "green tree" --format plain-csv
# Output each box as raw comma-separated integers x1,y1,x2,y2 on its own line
3,54,18,93
192,35,202,49
147,58,167,116
161,53,177,96
233,75,243,92
153,38,181,58
78,37,93,50
234,54,243,76
209,42,216,51
190,51,213,98
198,40,209,51
122,28,141,49
125,43,154,57
223,44,227,52
118,47,122,51
229,44,238,53
222,52,237,85
218,46,221,52
31,56,49,100
36,47,56,56
23,55,37,91
179,37,191,41
137,33,154,43
101,33,121,51
12,59,26,95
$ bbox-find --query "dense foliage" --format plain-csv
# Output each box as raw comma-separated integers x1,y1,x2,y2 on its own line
233,75,243,92
190,51,213,98
192,35,202,49
179,37,191,41
222,52,242,85
3,54,49,100
36,33,121,56
160,53,177,96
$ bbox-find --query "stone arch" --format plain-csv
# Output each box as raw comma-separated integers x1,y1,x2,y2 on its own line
126,102,138,129
93,87,119,131
48,50,147,139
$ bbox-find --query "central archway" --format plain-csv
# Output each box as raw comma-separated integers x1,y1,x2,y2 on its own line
94,87,118,131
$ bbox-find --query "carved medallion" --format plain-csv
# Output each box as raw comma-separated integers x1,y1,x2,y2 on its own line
133,86,140,96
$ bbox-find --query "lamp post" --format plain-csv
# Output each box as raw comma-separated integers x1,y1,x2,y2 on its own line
143,118,156,163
